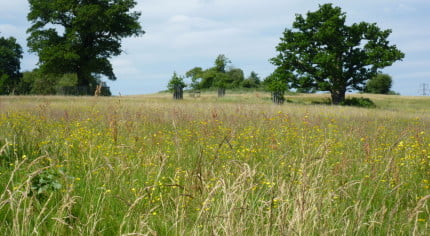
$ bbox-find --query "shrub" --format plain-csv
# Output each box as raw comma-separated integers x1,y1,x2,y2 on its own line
340,97,376,108
365,73,392,94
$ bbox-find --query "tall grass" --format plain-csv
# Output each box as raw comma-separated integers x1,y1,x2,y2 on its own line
0,93,429,235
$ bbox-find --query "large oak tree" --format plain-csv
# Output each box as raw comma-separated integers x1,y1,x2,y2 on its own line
270,4,404,104
27,0,144,88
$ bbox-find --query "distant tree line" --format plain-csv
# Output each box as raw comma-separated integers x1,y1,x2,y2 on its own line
167,53,398,99
11,69,111,95
181,54,261,91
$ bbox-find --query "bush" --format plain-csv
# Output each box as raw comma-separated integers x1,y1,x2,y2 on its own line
340,97,376,108
365,74,392,94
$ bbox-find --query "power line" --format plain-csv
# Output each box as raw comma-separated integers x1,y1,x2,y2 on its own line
419,83,429,96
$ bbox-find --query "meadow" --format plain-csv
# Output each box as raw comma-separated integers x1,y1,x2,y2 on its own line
0,92,429,235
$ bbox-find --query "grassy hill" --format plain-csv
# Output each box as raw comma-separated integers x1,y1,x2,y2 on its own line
0,92,429,235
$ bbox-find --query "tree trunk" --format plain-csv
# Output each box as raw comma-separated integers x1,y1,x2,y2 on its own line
272,91,285,104
218,88,226,97
173,85,183,100
76,68,94,95
77,69,90,87
331,89,346,105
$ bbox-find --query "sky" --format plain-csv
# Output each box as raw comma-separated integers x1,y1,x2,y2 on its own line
0,0,429,96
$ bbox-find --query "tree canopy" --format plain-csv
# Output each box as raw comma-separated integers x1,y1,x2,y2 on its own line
27,0,144,88
270,3,404,104
365,73,393,94
242,71,261,88
185,54,253,90
0,34,23,95
167,72,186,92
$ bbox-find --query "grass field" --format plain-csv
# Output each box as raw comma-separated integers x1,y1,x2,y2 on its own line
0,92,429,235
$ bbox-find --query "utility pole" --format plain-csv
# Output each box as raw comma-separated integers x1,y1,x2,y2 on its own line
419,83,429,96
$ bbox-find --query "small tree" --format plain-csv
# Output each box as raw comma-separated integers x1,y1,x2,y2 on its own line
264,72,288,104
214,73,229,97
365,73,392,94
167,72,186,100
0,34,23,95
214,54,231,96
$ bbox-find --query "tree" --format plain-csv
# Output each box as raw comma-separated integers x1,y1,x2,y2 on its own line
0,34,23,95
167,72,186,92
264,71,288,104
186,67,203,90
214,54,231,73
242,71,261,88
364,73,392,94
186,54,248,90
270,4,404,104
27,0,144,89
226,68,244,88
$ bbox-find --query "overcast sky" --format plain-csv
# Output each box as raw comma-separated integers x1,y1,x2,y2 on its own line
1,0,429,96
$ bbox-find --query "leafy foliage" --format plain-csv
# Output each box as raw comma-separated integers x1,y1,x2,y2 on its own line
16,69,80,95
263,72,288,93
0,34,23,94
270,4,404,104
340,97,376,108
365,73,393,94
185,55,252,90
167,72,186,92
242,71,261,88
263,72,289,104
30,169,63,200
27,0,144,87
